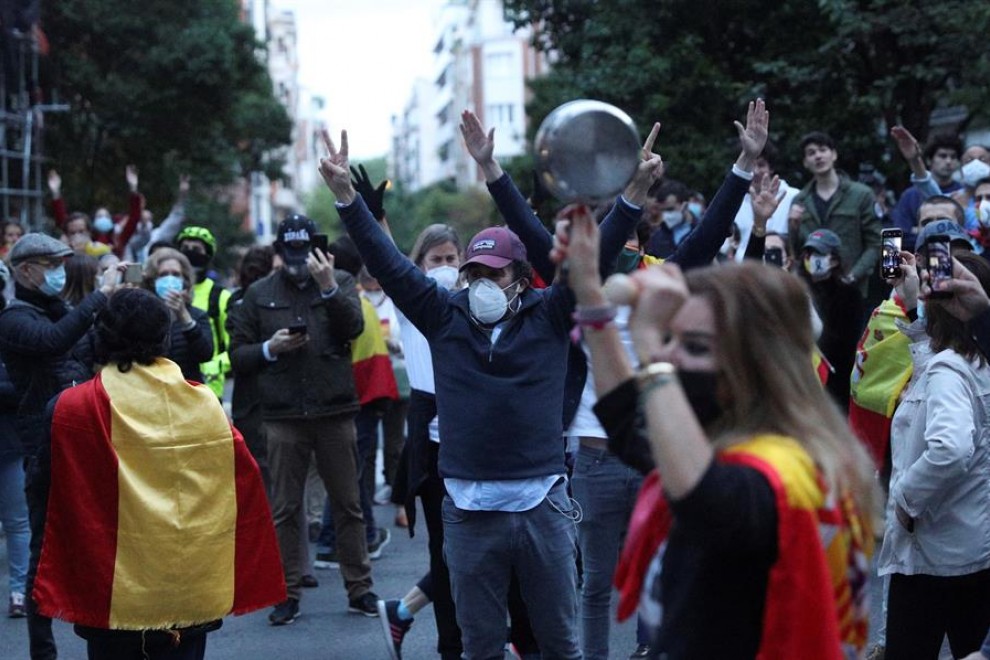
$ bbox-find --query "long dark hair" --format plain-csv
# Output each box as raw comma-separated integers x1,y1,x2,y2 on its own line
927,252,990,364
94,289,170,373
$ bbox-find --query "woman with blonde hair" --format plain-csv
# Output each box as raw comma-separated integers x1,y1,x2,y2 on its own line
139,247,213,383
558,208,877,659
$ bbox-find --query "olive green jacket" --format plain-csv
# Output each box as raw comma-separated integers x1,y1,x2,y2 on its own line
792,177,881,296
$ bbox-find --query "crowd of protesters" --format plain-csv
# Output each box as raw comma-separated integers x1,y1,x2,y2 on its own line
0,97,989,660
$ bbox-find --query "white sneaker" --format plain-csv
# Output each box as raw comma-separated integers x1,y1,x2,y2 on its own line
374,485,392,505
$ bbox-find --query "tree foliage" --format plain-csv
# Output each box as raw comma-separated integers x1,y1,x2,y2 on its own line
504,0,990,194
40,0,292,233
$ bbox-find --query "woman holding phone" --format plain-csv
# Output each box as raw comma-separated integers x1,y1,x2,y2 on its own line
139,247,214,383
878,251,990,659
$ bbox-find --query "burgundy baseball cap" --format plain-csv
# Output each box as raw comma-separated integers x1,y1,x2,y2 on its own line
459,226,528,271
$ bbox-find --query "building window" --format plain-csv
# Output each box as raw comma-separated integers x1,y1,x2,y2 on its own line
485,52,513,77
486,104,515,126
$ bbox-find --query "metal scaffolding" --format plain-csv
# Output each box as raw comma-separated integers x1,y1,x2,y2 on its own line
0,25,66,230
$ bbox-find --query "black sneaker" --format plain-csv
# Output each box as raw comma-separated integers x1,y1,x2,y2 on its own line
377,599,412,660
300,574,319,588
313,549,339,570
368,527,391,560
348,591,380,617
268,598,300,626
629,644,653,658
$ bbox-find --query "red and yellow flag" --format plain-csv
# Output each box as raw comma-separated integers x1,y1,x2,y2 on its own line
848,297,914,466
352,296,398,406
615,435,872,658
34,359,284,630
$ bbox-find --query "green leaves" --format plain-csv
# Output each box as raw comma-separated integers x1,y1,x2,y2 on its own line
42,0,291,242
504,0,990,194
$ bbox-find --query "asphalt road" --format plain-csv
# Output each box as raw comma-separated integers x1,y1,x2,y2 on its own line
1,499,640,659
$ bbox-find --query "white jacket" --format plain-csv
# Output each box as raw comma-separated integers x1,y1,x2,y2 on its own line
878,331,990,577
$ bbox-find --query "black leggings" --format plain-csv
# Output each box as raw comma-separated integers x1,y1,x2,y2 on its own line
885,568,990,659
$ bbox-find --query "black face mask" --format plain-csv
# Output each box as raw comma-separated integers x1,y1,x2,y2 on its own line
678,370,724,428
181,249,210,270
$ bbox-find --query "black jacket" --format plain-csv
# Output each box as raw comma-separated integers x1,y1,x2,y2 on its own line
228,269,364,420
0,285,107,454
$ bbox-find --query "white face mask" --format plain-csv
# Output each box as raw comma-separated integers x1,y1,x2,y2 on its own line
468,277,519,325
661,210,685,229
426,265,459,290
803,254,833,281
961,159,990,188
364,290,386,306
978,199,990,228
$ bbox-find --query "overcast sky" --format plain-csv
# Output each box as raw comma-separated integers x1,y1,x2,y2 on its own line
275,0,447,159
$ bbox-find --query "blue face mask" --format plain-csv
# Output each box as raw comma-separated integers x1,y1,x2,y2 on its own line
154,274,185,299
687,201,704,219
40,265,66,297
93,215,114,234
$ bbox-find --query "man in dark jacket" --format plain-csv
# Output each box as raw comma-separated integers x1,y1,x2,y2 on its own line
0,232,117,659
321,131,581,659
228,214,377,625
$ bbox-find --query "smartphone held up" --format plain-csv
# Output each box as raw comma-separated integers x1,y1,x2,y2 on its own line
881,228,902,280
925,234,953,298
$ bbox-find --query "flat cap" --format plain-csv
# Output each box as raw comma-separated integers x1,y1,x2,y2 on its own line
8,233,73,266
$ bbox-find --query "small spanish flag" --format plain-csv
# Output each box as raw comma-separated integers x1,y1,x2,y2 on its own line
352,296,398,405
33,359,284,630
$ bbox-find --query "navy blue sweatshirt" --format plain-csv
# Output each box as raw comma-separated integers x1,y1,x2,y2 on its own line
337,196,575,481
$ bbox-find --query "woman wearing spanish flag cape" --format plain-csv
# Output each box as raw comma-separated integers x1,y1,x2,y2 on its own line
27,288,284,659
556,207,877,659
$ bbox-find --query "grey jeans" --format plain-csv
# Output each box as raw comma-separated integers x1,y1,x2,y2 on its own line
442,480,581,660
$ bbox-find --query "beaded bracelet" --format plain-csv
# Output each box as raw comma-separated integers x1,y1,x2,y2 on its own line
572,304,618,330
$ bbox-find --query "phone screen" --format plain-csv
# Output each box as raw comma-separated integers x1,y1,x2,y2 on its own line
312,234,329,256
763,247,784,268
124,264,143,284
926,236,953,297
881,229,903,279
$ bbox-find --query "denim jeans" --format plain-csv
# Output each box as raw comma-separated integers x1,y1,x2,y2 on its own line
0,455,29,594
571,445,646,659
442,480,581,660
317,406,377,551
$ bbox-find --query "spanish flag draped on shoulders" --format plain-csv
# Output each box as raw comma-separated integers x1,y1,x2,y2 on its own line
614,433,872,659
848,295,914,466
33,358,284,631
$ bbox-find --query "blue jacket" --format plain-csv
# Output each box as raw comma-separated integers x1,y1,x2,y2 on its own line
338,196,574,481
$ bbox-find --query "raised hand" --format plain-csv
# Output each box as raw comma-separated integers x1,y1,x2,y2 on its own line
750,174,781,224
48,169,62,197
459,109,494,165
318,129,356,205
624,122,665,207
890,126,921,162
126,165,139,193
307,239,337,292
923,256,990,321
549,205,605,303
628,262,690,365
734,98,769,170
178,174,191,198
890,126,927,178
460,109,503,181
350,163,387,221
